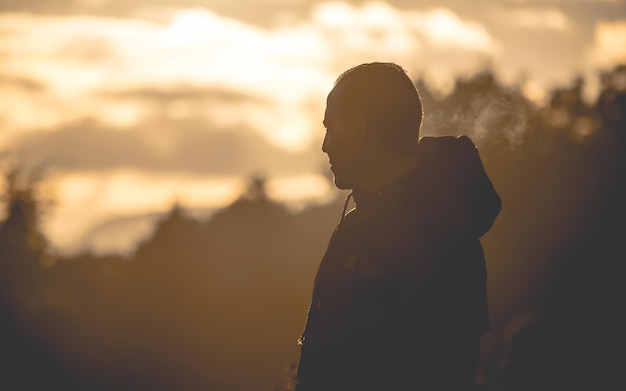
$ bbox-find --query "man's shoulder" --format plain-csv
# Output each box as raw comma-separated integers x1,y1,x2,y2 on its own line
418,135,478,164
418,134,475,146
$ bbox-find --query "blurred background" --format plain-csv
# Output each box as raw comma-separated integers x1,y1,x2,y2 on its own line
1,1,625,390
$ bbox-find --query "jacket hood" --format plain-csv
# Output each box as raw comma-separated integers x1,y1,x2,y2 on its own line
417,135,501,237
353,135,501,238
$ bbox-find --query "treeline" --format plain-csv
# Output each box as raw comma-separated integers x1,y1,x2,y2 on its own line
1,65,624,391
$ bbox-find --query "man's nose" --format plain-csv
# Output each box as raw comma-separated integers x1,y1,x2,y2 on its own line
322,133,328,153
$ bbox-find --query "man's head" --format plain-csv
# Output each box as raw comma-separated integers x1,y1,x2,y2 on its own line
322,62,423,190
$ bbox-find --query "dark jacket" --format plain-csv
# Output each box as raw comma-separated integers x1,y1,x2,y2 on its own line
296,135,501,391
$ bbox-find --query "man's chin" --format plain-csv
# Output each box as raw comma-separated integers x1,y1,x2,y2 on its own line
332,174,353,190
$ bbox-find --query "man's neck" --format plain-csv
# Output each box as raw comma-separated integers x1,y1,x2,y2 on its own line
356,153,419,193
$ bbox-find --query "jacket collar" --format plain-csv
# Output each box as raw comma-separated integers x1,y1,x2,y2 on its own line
352,164,423,217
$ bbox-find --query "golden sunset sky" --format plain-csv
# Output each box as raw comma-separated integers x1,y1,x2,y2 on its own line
1,0,625,253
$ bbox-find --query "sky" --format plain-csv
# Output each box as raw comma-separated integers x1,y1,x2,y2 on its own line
1,0,625,253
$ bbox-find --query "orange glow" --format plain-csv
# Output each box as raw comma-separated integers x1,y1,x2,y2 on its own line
589,20,626,68
0,2,623,253
495,7,571,32
44,171,245,248
0,2,625,390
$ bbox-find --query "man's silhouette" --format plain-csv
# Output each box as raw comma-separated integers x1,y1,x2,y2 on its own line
296,63,501,391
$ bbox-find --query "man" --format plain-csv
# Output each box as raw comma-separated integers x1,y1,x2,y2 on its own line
296,62,501,391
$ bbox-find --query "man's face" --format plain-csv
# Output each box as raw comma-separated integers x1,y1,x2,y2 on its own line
322,86,364,190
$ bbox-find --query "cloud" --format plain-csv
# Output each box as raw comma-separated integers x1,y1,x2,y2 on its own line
493,7,571,31
588,19,626,69
0,3,500,151
100,85,265,104
0,74,46,91
43,168,334,252
0,73,47,133
0,0,310,23
407,7,497,51
310,2,499,68
43,169,244,250
8,118,321,176
0,9,331,150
